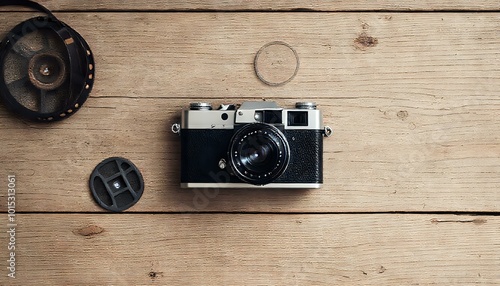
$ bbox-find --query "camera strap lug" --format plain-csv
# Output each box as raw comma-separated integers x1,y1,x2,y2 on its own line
171,123,181,135
323,126,333,137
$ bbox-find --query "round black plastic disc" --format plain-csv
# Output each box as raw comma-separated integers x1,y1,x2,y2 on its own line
89,157,144,212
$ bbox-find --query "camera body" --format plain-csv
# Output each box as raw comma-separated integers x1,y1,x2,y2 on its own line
176,101,328,188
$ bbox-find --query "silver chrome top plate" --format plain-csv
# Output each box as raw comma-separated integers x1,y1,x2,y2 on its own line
181,101,323,130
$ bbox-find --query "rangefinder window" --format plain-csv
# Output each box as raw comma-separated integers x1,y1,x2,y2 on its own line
263,110,282,124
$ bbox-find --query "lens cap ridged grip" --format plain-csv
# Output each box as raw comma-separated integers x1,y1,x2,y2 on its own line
89,157,144,212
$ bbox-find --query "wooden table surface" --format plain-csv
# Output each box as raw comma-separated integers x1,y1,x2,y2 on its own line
0,1,499,285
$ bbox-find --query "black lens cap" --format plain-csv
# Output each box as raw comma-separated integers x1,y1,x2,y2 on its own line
89,157,144,212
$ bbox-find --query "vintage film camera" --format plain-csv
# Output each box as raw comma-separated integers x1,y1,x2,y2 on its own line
172,101,332,188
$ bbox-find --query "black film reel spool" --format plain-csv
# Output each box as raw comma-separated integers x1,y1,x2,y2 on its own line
89,157,145,212
0,0,95,121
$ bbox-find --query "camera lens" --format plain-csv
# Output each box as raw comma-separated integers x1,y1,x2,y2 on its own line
229,123,290,185
242,141,273,170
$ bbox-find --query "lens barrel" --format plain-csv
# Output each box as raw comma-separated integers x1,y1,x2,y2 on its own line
228,123,290,185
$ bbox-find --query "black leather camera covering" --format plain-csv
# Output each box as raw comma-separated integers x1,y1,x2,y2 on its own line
180,128,323,185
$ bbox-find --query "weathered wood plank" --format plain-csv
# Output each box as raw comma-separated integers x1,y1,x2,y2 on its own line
1,13,498,101
1,0,499,11
0,13,498,212
0,214,498,285
1,96,499,213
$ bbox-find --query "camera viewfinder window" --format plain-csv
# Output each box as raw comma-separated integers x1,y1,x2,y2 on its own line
288,111,308,126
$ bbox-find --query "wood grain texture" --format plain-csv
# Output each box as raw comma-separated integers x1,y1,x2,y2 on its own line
0,214,498,285
0,13,499,212
0,8,498,286
1,0,499,11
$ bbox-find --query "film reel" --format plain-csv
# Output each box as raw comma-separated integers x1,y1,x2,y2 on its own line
0,0,94,121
